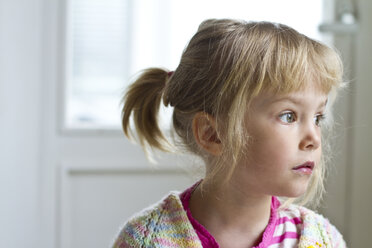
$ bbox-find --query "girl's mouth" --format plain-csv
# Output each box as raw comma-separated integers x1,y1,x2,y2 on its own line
292,161,314,175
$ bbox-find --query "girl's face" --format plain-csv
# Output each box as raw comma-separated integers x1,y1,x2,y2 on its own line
231,85,328,198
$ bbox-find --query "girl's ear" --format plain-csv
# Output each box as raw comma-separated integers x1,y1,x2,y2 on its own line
192,112,222,156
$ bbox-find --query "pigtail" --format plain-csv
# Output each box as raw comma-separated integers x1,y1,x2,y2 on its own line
121,68,172,154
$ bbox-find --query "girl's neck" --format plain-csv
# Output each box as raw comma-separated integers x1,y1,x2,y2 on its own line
189,181,272,247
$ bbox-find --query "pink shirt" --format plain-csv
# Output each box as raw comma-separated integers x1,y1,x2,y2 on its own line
180,182,301,248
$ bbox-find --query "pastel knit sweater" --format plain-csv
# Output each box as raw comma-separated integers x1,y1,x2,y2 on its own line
112,192,346,248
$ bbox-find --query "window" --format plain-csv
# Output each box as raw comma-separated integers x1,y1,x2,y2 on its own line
63,0,323,130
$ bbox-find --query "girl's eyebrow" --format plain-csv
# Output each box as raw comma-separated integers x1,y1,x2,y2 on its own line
265,96,328,109
322,99,328,108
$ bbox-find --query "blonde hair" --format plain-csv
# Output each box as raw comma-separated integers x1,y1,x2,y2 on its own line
121,19,343,207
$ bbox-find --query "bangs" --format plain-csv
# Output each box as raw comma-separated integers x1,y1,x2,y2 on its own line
247,24,343,98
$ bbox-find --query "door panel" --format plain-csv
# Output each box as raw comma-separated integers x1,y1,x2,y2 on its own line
59,163,194,248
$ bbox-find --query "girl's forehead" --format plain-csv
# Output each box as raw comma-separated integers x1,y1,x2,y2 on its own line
251,86,328,109
258,73,334,99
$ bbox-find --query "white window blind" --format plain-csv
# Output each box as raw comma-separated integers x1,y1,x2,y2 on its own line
64,0,323,130
65,0,130,129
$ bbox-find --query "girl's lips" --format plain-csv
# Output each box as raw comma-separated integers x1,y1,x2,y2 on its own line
292,161,314,175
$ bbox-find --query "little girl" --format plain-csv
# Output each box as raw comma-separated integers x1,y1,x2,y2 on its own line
113,19,346,248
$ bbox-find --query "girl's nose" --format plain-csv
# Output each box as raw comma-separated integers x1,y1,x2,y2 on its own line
299,123,321,151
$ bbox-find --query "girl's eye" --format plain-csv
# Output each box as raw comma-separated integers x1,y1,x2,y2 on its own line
279,112,296,124
314,114,325,126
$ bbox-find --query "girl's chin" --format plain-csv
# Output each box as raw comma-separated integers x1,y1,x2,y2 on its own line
276,185,309,199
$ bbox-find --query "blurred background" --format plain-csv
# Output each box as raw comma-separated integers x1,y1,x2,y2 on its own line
0,0,370,247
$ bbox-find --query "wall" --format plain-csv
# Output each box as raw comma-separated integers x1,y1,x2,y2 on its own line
349,0,372,245
0,0,42,247
325,0,372,245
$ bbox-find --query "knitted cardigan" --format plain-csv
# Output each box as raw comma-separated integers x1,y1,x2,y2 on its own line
113,192,346,248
